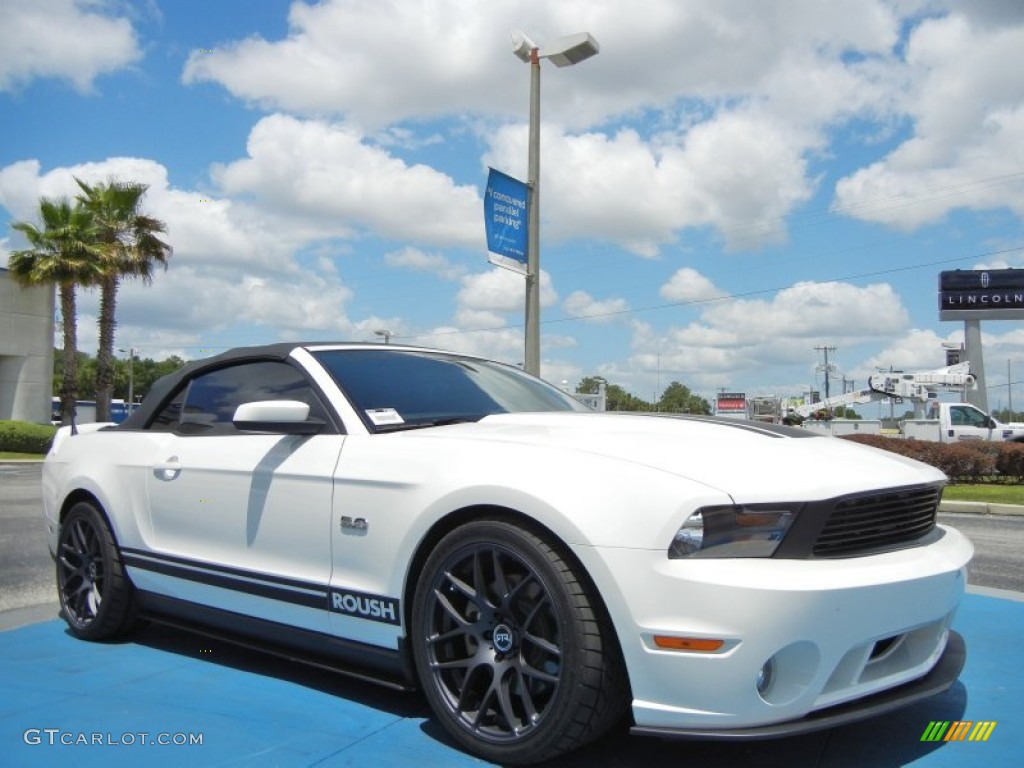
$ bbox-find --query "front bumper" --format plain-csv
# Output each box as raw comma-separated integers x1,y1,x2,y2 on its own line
631,629,965,739
576,524,973,734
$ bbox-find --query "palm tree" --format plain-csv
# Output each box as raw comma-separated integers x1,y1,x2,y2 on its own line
75,178,172,421
8,198,104,425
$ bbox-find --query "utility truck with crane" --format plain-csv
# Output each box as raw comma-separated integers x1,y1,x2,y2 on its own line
787,363,1024,443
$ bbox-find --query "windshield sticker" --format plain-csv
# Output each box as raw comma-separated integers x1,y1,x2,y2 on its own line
366,408,404,426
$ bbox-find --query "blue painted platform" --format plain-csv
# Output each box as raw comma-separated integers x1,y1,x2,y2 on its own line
1,592,1020,767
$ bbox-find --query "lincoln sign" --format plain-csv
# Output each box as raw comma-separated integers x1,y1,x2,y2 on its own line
939,269,1024,320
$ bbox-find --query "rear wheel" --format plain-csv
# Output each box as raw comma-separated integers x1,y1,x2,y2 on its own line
411,519,626,765
56,501,137,640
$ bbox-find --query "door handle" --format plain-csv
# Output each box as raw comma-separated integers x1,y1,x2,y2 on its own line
153,456,182,481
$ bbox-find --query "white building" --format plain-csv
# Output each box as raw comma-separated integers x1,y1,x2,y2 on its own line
0,267,54,423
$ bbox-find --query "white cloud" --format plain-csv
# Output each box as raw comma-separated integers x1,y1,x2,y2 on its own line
384,246,465,280
0,0,140,92
834,12,1024,229
180,0,903,130
456,267,556,313
701,281,909,340
484,110,816,254
562,290,628,323
621,281,912,393
214,114,482,248
854,328,959,378
660,268,722,303
0,157,307,274
178,1,1024,252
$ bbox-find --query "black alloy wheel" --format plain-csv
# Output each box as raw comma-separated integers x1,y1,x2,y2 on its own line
411,519,626,765
56,501,137,640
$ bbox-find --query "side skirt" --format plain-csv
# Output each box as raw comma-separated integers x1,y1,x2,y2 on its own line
137,592,417,692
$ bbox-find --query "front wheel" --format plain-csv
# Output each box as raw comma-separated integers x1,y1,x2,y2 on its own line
411,519,626,765
56,501,137,640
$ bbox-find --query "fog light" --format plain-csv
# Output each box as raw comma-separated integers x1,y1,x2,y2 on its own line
756,659,774,695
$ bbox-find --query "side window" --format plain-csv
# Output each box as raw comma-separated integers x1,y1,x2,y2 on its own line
148,361,331,435
950,406,986,428
149,388,186,432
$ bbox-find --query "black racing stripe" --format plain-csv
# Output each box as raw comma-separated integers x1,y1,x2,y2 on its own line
120,547,327,592
121,552,327,610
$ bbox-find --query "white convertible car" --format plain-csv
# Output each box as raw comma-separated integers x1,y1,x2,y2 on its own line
42,343,972,764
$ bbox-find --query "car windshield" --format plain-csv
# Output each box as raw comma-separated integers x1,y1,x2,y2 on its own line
311,349,589,431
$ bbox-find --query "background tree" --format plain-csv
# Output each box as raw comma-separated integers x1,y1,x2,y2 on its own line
9,198,103,425
53,350,187,406
577,376,653,411
75,178,172,422
657,381,712,414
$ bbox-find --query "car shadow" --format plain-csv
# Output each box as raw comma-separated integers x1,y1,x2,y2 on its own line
128,621,969,767
129,621,429,720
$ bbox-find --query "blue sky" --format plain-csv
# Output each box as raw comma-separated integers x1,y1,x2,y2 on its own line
2,0,1024,410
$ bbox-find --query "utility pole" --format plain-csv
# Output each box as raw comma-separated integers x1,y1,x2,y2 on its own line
1009,358,1013,415
814,345,837,400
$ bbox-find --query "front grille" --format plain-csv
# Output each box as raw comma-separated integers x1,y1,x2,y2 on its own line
812,485,940,557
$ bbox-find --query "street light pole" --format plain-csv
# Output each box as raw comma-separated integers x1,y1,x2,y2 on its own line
512,30,599,377
118,347,135,410
524,46,542,377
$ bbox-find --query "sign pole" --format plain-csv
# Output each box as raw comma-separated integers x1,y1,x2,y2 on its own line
964,319,987,411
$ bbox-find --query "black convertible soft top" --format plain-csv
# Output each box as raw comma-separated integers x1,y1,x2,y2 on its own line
118,342,329,429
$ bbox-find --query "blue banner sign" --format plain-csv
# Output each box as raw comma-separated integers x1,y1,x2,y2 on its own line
484,168,529,275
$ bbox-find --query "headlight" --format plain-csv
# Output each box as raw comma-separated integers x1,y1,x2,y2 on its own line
668,504,799,558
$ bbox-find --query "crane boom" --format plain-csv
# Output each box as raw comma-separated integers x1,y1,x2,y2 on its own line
788,363,976,419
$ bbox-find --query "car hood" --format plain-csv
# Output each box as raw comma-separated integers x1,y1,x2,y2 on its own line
420,412,944,502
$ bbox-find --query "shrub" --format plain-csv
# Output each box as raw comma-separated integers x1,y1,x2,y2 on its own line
0,420,57,454
933,443,997,481
840,434,998,483
995,442,1024,481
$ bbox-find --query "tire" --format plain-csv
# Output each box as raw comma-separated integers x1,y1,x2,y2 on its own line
56,501,137,641
411,518,627,765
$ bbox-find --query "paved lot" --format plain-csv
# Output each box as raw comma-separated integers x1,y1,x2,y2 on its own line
0,463,55,613
0,593,1018,767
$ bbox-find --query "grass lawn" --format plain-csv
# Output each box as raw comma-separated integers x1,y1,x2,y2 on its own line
943,483,1024,505
0,452,44,460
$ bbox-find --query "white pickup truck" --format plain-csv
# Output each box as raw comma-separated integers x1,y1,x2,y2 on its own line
902,402,1024,443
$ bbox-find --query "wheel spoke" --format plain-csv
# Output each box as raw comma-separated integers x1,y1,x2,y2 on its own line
514,668,540,723
444,570,480,605
495,674,523,733
430,657,473,670
456,662,490,717
429,623,475,646
519,658,559,684
522,629,561,657
433,588,472,627
490,548,509,601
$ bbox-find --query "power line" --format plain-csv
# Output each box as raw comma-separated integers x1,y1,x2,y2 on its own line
405,244,1024,341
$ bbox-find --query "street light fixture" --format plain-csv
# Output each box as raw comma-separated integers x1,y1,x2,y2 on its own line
374,329,393,344
510,28,600,377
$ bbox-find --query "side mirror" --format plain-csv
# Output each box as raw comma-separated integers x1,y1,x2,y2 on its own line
232,400,324,435
987,418,998,429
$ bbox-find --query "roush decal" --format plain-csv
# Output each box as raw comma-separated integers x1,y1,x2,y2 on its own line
330,589,401,625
